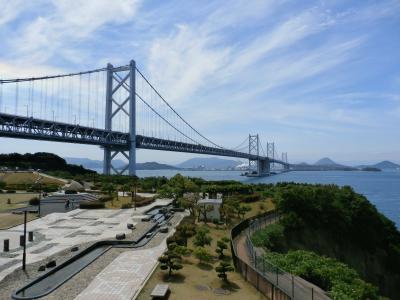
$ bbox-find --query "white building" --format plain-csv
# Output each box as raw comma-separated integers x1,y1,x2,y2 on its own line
197,198,222,221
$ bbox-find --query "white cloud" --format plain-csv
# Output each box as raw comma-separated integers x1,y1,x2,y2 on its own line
10,0,141,65
0,0,28,26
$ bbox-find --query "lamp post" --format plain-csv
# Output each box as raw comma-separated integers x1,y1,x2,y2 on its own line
130,176,138,210
22,210,27,270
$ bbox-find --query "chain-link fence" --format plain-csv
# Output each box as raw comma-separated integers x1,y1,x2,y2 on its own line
231,211,330,300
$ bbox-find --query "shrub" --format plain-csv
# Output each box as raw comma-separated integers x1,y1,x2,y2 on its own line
251,223,285,251
79,201,105,209
6,190,16,193
29,197,40,205
263,250,381,300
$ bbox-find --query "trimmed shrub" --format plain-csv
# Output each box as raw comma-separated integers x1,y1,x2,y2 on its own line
79,201,105,209
29,197,40,205
6,190,16,193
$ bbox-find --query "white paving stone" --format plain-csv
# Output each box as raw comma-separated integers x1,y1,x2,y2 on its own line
0,199,172,282
74,232,174,300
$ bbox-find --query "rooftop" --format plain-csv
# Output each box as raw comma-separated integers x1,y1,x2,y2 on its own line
198,198,223,205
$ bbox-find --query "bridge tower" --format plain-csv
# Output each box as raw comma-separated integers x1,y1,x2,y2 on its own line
248,134,270,176
103,60,136,176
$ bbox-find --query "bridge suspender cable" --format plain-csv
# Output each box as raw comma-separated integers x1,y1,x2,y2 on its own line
135,67,224,149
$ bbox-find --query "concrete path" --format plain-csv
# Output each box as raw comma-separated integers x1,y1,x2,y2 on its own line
73,213,182,300
73,243,167,300
0,199,172,283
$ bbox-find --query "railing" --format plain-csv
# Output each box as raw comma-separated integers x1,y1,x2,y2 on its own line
231,211,330,300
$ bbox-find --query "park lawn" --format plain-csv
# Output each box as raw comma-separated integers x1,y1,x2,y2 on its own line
137,198,274,300
0,193,39,212
0,213,38,229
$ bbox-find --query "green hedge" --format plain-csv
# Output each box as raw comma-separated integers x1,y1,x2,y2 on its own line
263,250,382,300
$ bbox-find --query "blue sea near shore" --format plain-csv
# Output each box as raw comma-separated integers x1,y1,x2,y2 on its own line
134,169,400,229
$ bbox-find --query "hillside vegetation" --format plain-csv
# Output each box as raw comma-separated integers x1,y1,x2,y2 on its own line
0,153,95,176
252,183,400,299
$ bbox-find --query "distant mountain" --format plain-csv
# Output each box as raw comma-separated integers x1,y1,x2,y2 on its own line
292,157,357,171
65,157,126,169
372,161,400,170
136,162,179,170
314,157,339,166
65,157,178,171
177,157,242,170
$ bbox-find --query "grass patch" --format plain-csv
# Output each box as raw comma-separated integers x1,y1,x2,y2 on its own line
0,213,38,229
0,193,40,212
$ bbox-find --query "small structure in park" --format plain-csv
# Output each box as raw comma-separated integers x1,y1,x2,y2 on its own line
151,284,170,299
197,198,222,221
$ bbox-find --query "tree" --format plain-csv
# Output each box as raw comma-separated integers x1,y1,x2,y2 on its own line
193,227,212,247
194,247,212,264
101,182,116,204
175,224,196,246
180,193,199,222
158,243,183,278
215,262,234,282
216,237,230,259
0,181,6,190
238,205,251,219
197,204,214,223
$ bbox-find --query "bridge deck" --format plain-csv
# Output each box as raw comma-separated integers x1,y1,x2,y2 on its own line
0,113,288,166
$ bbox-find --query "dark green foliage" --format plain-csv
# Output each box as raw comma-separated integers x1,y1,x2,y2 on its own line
79,201,105,209
251,224,285,251
263,250,380,300
255,182,400,298
29,197,40,205
158,242,183,277
216,237,230,259
194,247,212,263
175,223,196,246
193,226,212,247
0,181,6,189
215,261,234,281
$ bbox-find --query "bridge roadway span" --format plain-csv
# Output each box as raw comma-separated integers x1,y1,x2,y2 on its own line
0,113,288,166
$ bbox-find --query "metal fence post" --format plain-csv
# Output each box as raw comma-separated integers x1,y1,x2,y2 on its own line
292,275,294,299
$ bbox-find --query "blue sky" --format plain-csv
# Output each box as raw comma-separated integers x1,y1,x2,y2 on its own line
0,0,399,165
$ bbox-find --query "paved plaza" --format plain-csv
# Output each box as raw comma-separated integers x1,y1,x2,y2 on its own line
0,199,172,283
74,232,174,300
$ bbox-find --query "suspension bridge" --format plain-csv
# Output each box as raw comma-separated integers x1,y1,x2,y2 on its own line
0,60,289,176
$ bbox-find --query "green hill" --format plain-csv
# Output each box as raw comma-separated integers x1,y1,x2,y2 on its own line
254,183,400,299
0,152,95,176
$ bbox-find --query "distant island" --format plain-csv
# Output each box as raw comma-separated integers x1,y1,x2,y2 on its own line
291,157,400,172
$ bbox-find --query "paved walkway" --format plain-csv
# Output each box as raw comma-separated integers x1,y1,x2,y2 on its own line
73,214,182,300
73,243,167,300
0,199,172,282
